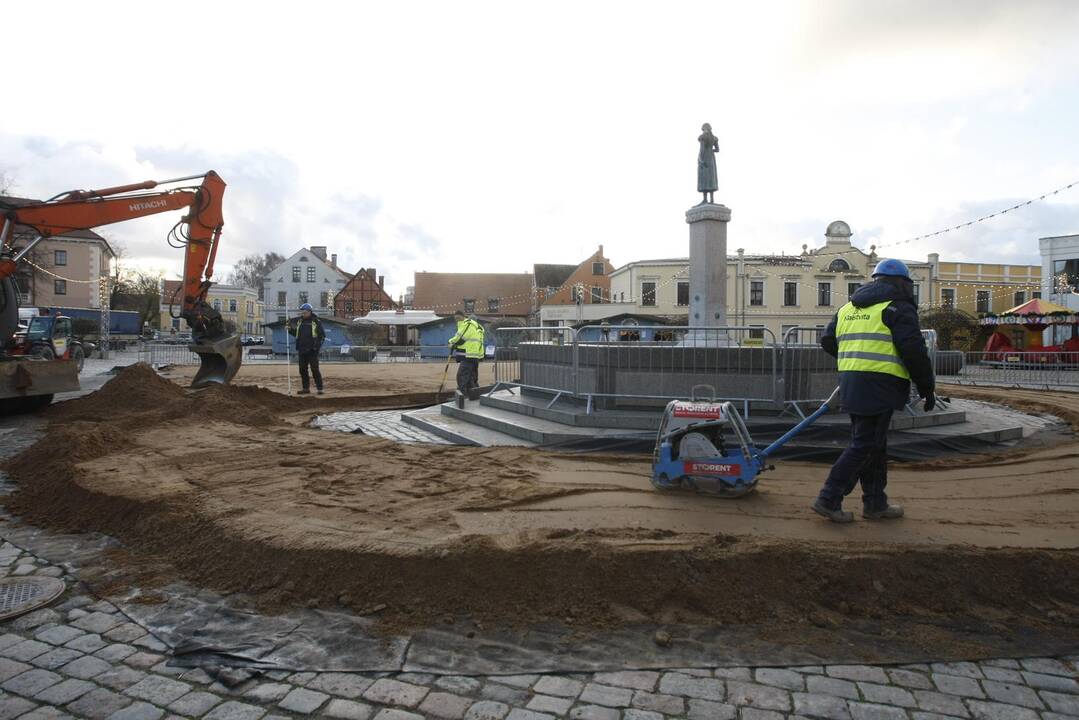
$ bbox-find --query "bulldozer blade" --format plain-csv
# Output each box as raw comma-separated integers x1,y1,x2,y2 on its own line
0,357,80,401
189,334,242,388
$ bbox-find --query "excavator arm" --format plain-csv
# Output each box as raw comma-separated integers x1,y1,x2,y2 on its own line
0,171,241,387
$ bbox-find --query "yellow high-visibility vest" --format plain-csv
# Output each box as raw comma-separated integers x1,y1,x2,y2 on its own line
835,300,911,380
450,319,485,359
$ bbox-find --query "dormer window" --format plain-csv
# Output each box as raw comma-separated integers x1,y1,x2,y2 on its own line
827,258,851,273
299,256,308,262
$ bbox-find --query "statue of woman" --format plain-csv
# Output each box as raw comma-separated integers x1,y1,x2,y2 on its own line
697,123,719,204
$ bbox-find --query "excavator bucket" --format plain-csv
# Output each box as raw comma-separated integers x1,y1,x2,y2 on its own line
189,333,242,388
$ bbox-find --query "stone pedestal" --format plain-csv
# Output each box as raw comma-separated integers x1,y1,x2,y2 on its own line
685,203,731,344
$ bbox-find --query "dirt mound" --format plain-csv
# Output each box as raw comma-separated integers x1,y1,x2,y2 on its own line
48,363,187,422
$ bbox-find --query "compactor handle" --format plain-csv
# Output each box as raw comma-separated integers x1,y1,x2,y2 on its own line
690,384,716,402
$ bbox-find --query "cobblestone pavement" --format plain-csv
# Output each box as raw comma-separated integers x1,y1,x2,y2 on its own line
0,542,1076,720
311,410,450,444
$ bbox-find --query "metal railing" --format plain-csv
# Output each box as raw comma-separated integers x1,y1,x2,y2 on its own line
943,350,1079,389
490,327,580,405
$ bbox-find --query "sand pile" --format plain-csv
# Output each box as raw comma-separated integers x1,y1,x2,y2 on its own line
5,368,1079,645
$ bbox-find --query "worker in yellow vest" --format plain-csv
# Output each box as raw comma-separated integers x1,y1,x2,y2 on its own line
448,310,486,396
812,259,935,523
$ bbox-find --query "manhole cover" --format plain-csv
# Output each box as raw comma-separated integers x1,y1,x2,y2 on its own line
0,576,65,621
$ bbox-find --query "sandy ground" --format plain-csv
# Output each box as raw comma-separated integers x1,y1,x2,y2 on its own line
161,361,496,397
5,366,1079,639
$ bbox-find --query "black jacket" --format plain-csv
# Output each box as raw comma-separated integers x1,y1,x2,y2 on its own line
290,315,324,354
820,279,934,416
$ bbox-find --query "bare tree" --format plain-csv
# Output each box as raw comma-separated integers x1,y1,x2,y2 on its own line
227,252,284,299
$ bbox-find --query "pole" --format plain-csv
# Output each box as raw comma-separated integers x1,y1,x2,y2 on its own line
285,318,292,396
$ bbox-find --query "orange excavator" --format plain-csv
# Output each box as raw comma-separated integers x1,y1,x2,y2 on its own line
0,171,241,406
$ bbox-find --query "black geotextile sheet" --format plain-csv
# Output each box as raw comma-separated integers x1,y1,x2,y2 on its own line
533,423,1026,462
3,511,1078,674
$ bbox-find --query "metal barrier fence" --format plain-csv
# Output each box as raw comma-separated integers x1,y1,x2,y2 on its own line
491,327,580,404
139,343,450,367
943,351,1079,389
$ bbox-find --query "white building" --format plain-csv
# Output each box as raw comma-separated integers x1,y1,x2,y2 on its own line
262,246,350,327
1039,233,1079,344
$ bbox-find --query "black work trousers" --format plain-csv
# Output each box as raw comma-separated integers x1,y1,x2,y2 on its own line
298,351,323,391
817,410,892,512
456,358,479,394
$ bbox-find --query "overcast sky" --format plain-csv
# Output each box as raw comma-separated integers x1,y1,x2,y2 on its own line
3,0,1078,297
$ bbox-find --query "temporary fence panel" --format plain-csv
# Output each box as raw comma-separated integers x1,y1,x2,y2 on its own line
949,351,1079,389
574,326,780,413
781,327,838,408
492,327,579,398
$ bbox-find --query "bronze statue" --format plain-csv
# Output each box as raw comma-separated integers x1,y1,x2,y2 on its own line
697,123,719,204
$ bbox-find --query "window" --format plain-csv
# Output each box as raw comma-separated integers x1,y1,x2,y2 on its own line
247,301,254,314
781,324,798,340
463,298,475,313
212,299,221,311
750,280,764,306
292,266,301,282
298,292,308,306
571,286,581,303
1054,259,1079,289
54,279,67,295
783,281,797,307
371,302,381,311
912,283,920,305
847,282,861,300
173,318,181,330
641,281,656,307
54,250,67,266
1014,291,1026,306
277,291,287,307
1033,291,1042,299
229,299,237,312
277,314,286,323
676,281,689,306
320,292,329,308
592,262,604,275
344,300,354,313
817,282,832,306
976,290,990,314
749,326,765,340
620,292,625,303
827,258,851,272
306,266,316,283
488,297,500,313
590,287,603,304
942,288,955,308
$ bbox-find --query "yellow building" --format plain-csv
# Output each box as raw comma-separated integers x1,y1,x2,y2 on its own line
927,254,1042,316
159,281,265,337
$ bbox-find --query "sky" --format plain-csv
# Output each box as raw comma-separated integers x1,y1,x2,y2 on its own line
2,0,1078,298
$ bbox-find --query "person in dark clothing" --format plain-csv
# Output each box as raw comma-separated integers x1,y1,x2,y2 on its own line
288,303,325,395
812,259,936,523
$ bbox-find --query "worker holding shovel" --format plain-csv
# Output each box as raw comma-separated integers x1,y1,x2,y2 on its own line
448,310,485,399
812,259,936,523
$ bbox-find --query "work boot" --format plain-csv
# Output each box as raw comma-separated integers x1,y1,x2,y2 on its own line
863,504,904,520
298,388,310,395
812,499,854,524
317,388,324,395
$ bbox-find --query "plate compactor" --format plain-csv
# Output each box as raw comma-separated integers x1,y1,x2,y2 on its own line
652,386,841,497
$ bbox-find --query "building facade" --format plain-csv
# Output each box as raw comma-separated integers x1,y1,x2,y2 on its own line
533,246,615,314
1039,233,1079,344
334,268,395,318
262,246,350,327
412,271,533,318
160,281,265,336
927,254,1042,317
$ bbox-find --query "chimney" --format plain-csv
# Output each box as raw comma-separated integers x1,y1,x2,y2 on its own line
331,253,338,268
378,275,384,288
310,246,327,261
598,244,603,257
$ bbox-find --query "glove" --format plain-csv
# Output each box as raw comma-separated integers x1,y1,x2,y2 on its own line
922,392,936,412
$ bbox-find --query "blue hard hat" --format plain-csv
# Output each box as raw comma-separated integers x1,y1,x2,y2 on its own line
300,303,313,311
872,258,911,280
